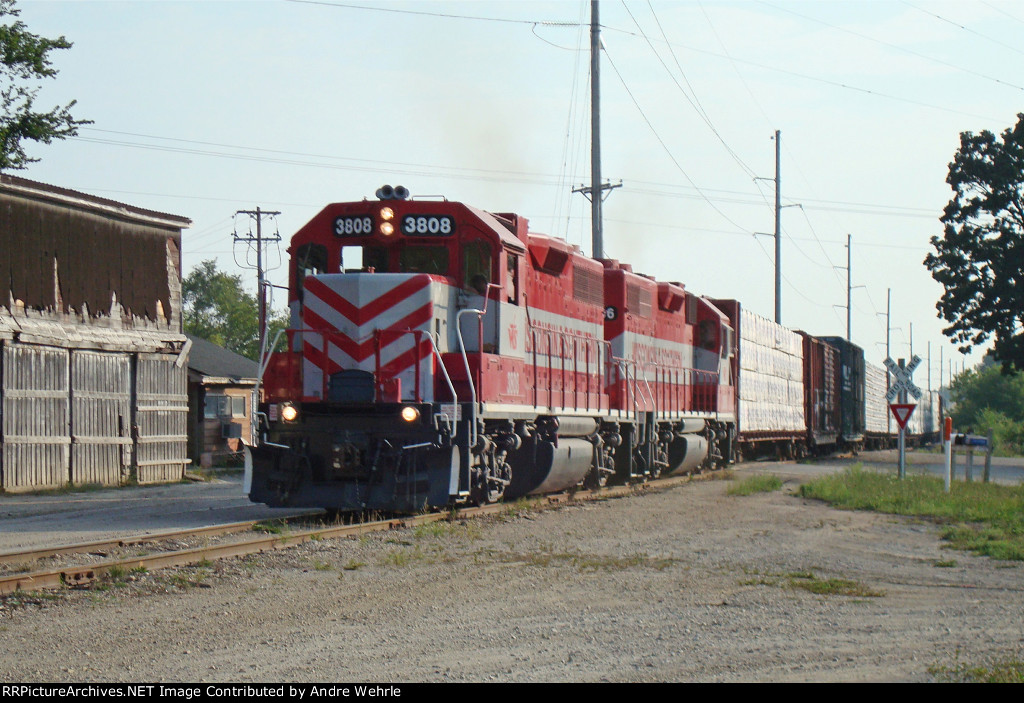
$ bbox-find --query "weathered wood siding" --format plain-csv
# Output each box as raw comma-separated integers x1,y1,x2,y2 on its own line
1,176,187,327
135,353,188,484
0,175,190,492
1,344,70,490
70,350,131,486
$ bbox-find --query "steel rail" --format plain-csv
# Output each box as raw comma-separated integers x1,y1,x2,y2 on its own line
0,476,694,596
0,510,323,567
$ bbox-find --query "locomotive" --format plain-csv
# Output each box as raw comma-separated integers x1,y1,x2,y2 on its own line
247,186,940,513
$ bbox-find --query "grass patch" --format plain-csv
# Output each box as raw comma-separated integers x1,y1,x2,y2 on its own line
342,559,365,571
799,466,1024,560
252,520,288,535
740,567,883,597
787,572,884,597
411,520,481,541
491,544,678,572
929,655,1024,683
380,546,435,567
727,473,783,496
495,496,547,521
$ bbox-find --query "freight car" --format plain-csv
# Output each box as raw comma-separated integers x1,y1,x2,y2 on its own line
247,187,941,514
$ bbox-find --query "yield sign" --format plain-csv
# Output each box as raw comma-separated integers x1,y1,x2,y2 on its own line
889,403,916,431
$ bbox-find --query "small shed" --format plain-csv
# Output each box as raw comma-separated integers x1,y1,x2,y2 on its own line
185,334,259,467
0,174,191,492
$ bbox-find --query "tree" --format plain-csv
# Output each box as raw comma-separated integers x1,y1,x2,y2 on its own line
183,260,288,362
924,113,1024,374
0,0,90,170
949,363,1024,455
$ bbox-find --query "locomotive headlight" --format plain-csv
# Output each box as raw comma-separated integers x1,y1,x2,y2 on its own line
400,406,420,423
380,207,394,221
280,402,299,422
380,222,395,236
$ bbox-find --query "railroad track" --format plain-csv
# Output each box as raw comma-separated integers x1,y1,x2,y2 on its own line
0,476,692,596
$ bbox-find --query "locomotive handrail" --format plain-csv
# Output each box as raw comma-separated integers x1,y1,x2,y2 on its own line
455,282,502,452
271,326,459,411
611,357,640,423
636,361,659,417
372,327,459,433
527,326,608,412
257,328,288,386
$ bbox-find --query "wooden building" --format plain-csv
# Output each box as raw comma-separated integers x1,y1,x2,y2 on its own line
0,174,191,492
185,334,259,467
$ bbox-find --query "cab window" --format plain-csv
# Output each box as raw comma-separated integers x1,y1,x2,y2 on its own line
295,243,328,301
506,252,519,303
462,240,492,295
399,246,449,275
362,246,389,272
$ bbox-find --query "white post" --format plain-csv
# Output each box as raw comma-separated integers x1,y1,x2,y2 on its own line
943,417,952,493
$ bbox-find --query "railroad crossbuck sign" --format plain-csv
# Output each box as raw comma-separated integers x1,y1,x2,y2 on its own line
884,355,922,402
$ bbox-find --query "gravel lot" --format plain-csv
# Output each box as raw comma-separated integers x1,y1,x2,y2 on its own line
1,459,1022,683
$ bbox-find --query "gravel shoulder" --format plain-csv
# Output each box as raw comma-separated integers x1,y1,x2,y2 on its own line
1,462,1022,682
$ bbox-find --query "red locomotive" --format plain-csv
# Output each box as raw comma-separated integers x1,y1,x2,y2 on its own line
249,186,737,512
248,186,941,513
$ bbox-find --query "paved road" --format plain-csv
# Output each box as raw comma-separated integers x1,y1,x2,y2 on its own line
0,472,299,553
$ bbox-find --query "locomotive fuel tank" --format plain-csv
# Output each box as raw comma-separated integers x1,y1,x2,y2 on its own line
505,417,599,498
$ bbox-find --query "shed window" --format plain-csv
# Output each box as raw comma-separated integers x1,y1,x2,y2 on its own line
204,394,224,419
204,394,247,419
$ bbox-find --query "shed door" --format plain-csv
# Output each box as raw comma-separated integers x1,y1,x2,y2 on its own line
1,344,70,491
135,352,188,483
70,350,131,486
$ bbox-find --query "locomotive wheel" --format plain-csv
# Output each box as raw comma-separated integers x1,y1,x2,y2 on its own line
470,454,511,505
584,464,609,490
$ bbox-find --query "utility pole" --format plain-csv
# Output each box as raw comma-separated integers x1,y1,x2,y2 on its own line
233,207,281,359
573,0,620,259
885,287,891,433
832,234,854,341
846,234,852,340
774,129,782,324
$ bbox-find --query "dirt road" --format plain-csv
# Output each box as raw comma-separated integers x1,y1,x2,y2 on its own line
0,461,1021,682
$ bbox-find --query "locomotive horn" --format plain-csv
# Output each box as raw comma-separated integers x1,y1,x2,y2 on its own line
376,185,395,200
394,185,410,200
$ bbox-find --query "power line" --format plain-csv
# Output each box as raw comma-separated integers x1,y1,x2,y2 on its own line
903,0,1024,57
621,0,758,180
761,0,1024,92
602,45,750,236
284,0,579,27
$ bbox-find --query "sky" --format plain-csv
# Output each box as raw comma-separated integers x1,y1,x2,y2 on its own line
12,0,1024,388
